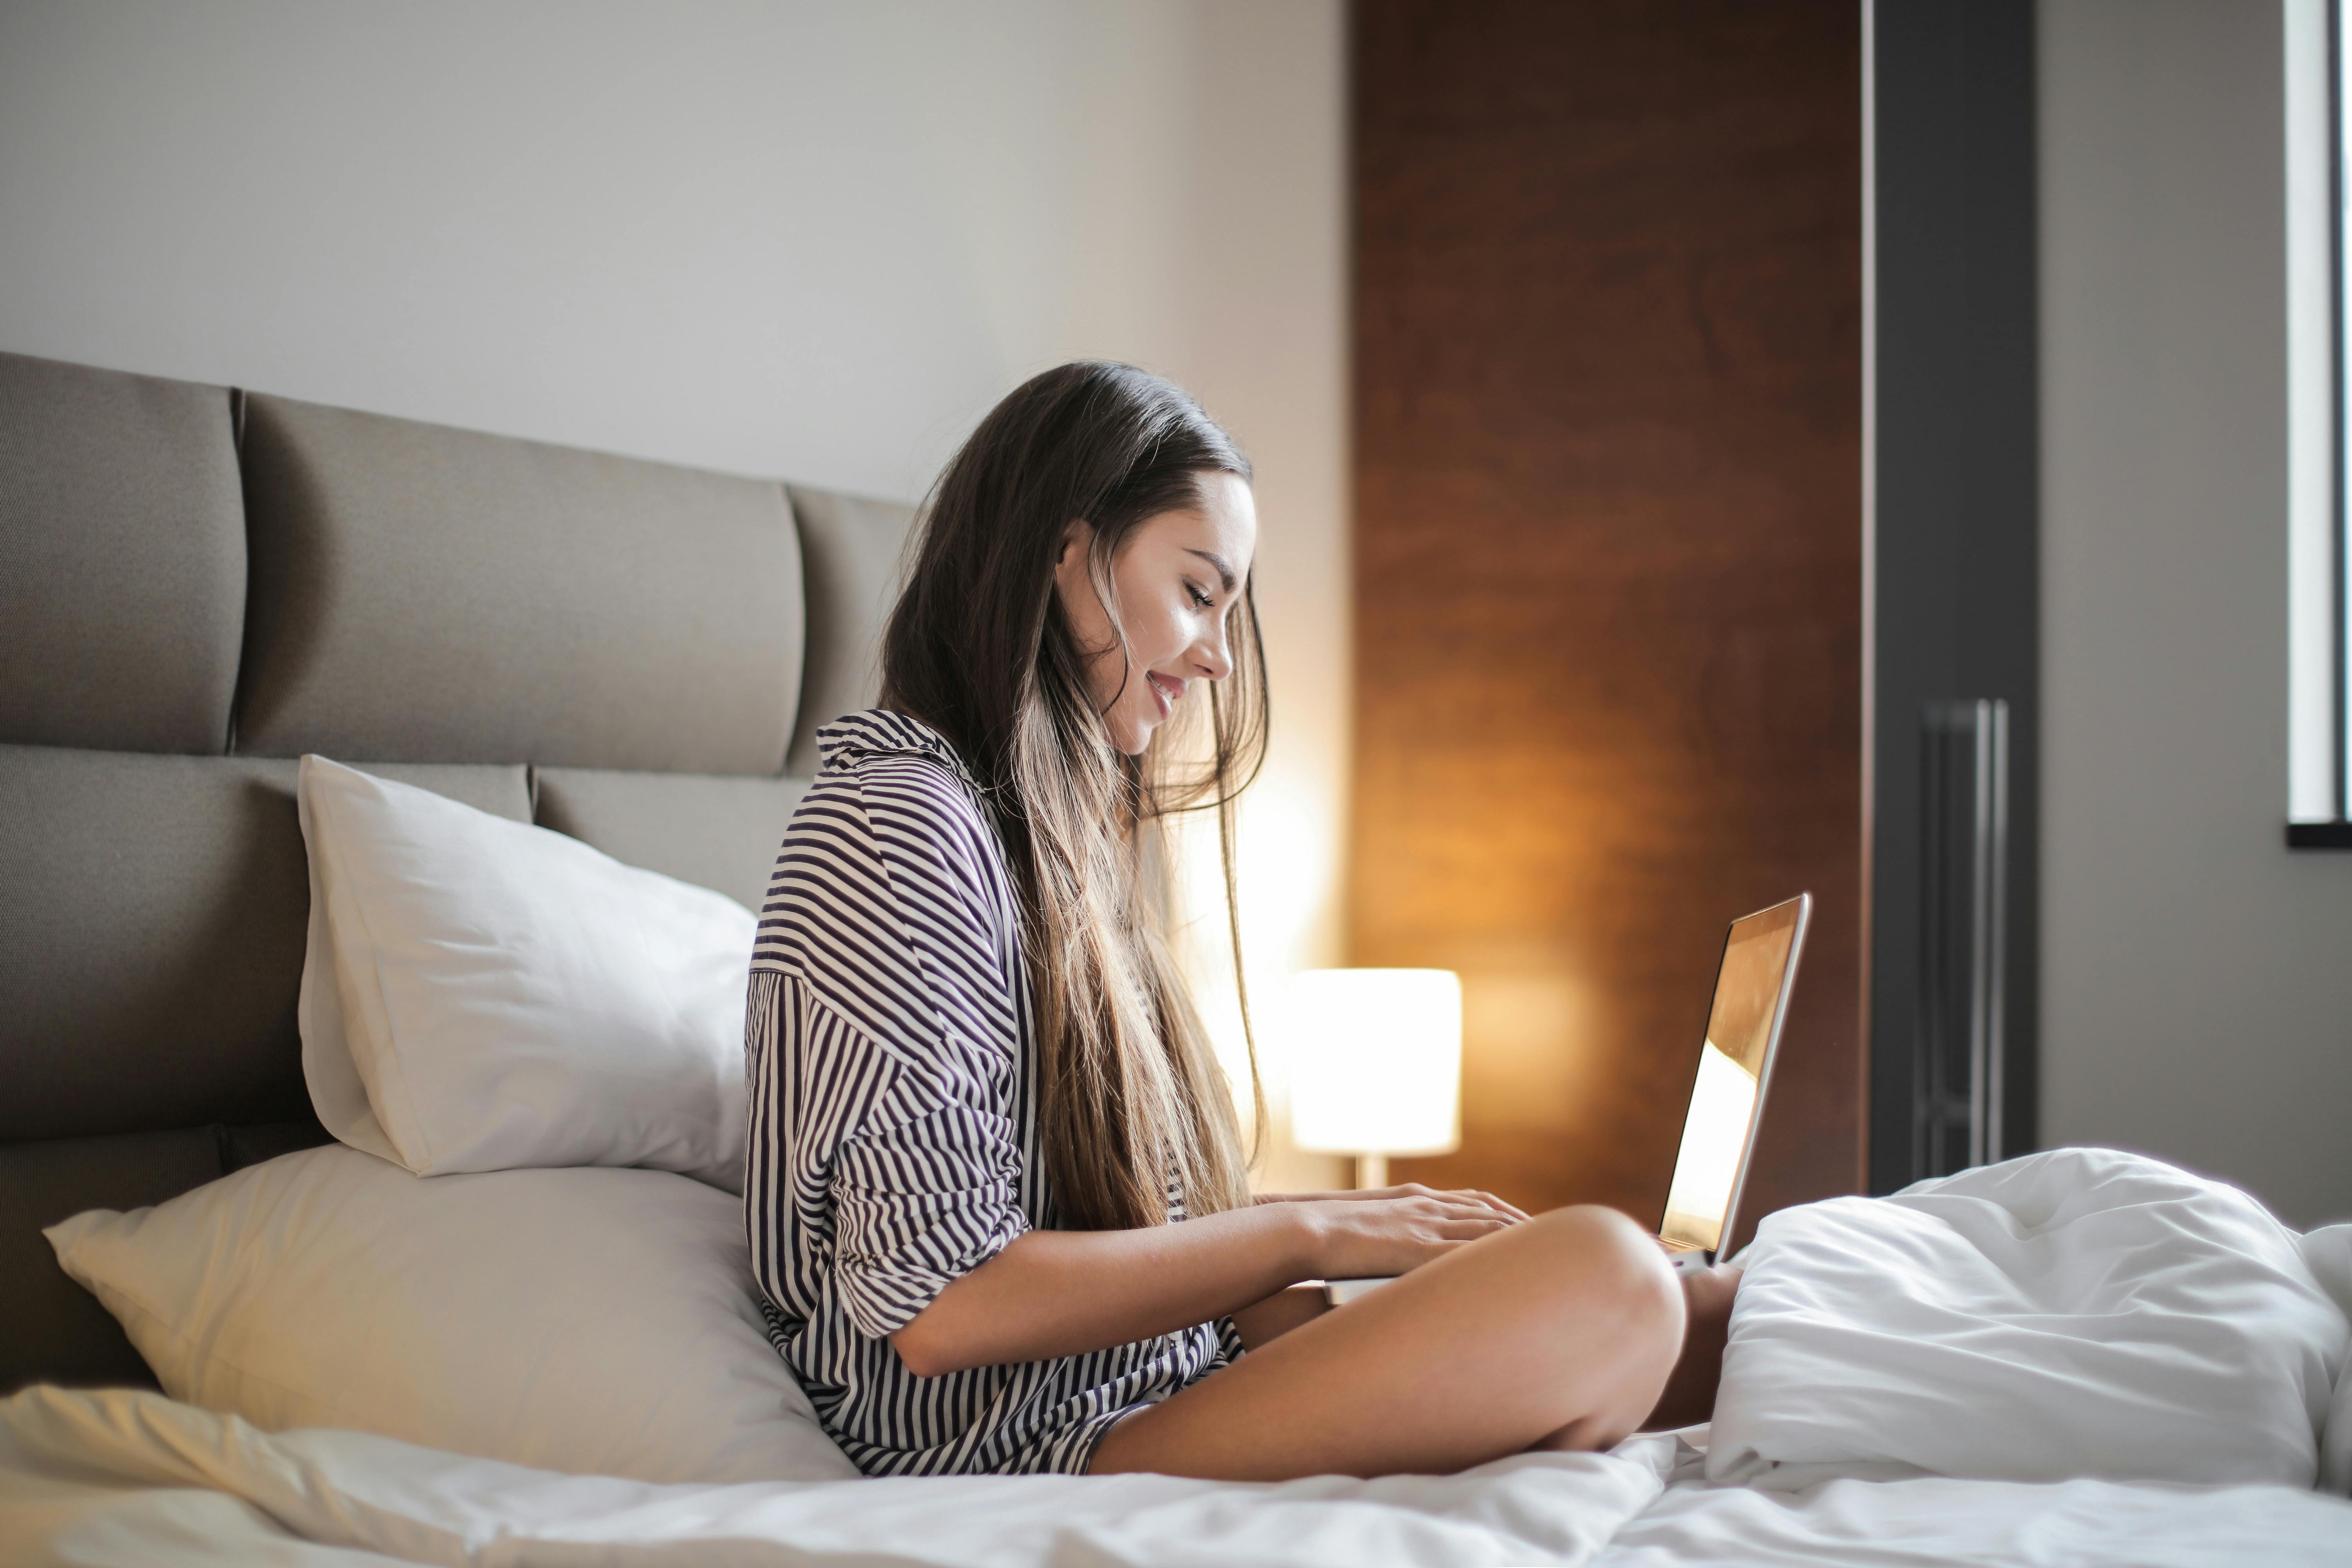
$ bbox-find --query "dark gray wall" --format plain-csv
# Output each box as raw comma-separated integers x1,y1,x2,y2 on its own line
1870,0,2041,1193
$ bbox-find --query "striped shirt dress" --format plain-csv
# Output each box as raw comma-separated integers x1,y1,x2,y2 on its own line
744,709,1242,1476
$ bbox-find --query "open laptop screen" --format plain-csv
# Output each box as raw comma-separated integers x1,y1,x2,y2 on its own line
1659,896,1808,1256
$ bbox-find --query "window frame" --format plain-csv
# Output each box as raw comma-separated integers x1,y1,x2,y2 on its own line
2288,0,2352,846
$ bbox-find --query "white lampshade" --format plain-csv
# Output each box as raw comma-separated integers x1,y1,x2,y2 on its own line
1287,969,1462,1157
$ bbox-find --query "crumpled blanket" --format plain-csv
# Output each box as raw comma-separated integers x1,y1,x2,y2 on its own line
1709,1147,2352,1492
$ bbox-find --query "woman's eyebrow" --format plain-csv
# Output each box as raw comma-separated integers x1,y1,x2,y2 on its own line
1185,550,1238,592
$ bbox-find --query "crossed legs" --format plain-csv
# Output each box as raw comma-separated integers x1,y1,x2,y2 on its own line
1088,1205,1714,1481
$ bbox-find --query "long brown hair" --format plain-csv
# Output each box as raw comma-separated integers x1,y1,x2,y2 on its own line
879,361,1268,1230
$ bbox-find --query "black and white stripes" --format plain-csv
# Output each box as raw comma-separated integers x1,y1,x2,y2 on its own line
745,710,1238,1477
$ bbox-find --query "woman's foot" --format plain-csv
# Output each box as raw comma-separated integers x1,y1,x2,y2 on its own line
1639,1263,1740,1431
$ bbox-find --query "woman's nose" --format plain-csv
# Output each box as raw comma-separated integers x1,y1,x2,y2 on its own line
1194,620,1234,681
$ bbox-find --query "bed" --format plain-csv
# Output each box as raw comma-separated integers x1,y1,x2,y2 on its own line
2,348,2347,1566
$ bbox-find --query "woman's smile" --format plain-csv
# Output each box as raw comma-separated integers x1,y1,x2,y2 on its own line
1147,671,1185,717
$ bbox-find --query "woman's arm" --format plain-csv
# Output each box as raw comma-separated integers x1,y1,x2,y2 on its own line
889,1188,1520,1377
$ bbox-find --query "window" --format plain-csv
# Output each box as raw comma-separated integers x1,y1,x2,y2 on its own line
2288,0,2352,844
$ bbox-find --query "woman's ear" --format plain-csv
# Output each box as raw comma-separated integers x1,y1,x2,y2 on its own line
1053,519,1116,659
1056,518,1094,570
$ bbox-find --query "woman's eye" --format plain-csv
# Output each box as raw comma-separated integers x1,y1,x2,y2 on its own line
1187,583,1216,610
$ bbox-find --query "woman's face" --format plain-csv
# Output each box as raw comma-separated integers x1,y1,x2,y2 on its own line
1054,469,1258,755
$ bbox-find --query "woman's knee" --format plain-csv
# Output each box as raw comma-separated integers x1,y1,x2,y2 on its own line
1519,1204,1671,1280
1486,1206,1684,1452
1514,1206,1684,1359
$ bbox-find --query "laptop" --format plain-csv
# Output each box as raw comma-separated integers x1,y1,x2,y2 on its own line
1323,892,1811,1304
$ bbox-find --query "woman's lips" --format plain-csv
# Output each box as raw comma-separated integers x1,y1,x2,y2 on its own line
1147,671,1183,717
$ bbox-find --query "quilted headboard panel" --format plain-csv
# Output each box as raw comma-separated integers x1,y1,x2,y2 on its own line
235,394,808,772
0,347,918,1390
783,485,919,777
0,354,245,754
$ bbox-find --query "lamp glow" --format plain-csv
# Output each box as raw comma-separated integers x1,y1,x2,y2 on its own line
1287,969,1462,1187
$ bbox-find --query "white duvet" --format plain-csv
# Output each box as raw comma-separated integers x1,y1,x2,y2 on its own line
6,1148,2349,1568
1710,1148,2352,1492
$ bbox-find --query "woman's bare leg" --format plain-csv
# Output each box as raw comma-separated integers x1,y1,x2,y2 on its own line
1087,1205,1685,1480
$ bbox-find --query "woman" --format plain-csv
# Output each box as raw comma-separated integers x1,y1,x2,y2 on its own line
746,361,1739,1481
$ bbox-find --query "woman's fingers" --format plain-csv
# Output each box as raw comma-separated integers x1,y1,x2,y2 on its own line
1476,1191,1532,1221
1311,1183,1531,1224
1437,1217,1512,1241
1385,1184,1530,1222
1421,1194,1524,1227
1438,1189,1528,1222
1405,1200,1516,1239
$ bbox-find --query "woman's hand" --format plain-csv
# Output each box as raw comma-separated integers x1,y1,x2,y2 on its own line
1259,1184,1529,1220
892,1185,1528,1378
1291,1185,1526,1281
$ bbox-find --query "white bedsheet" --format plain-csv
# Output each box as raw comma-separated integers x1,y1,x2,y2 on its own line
6,1389,2348,1568
1603,1465,2352,1567
0,1386,1670,1568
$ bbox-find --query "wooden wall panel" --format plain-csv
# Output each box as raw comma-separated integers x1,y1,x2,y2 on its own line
1352,0,1865,1243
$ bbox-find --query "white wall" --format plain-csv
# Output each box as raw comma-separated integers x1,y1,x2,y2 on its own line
2039,0,2352,1227
0,0,1349,1187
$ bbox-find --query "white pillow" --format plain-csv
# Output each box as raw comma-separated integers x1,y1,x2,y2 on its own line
45,1144,860,1486
298,754,752,1190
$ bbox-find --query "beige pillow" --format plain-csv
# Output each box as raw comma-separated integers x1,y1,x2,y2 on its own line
47,1144,858,1486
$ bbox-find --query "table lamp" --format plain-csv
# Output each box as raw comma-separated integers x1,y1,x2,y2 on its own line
1288,968,1463,1189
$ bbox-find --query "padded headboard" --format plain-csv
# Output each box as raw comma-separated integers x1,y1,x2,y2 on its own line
0,349,916,1392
